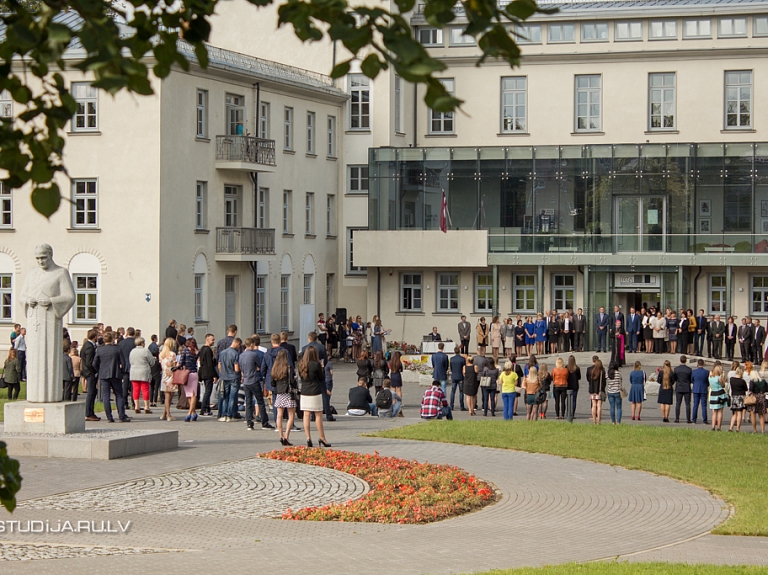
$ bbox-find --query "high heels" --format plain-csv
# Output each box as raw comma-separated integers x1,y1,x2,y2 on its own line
307,439,313,448
280,437,293,446
318,439,331,448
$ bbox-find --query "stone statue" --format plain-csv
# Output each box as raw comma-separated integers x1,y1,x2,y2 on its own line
19,245,76,403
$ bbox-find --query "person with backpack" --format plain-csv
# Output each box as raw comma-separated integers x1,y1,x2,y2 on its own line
537,363,552,419
376,379,401,418
371,350,389,395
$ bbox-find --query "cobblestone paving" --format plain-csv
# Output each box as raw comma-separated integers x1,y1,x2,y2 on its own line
0,541,179,561
19,457,368,519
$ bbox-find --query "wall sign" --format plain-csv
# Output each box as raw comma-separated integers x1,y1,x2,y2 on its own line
615,274,660,288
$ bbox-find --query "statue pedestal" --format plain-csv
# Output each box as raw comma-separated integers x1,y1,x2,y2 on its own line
3,401,85,434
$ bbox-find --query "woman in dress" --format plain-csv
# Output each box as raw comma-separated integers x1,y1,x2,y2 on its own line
605,361,623,425
709,365,727,431
371,318,383,355
481,357,499,417
687,309,697,355
643,311,654,353
667,311,679,355
177,338,200,422
327,317,338,359
272,349,297,445
490,316,502,362
523,366,540,421
129,336,156,416
588,358,606,424
356,350,373,389
567,355,581,420
611,320,626,367
534,313,547,356
389,351,403,398
3,348,21,400
750,361,767,434
298,346,331,447
477,317,489,354
652,311,666,354
628,361,646,420
678,311,689,358
657,360,675,422
159,337,177,421
524,316,536,356
514,320,526,358
463,356,479,415
537,362,552,419
371,350,389,394
728,365,748,432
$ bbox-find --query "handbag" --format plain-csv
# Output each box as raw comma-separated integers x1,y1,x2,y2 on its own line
172,367,190,386
620,386,628,399
744,394,757,406
479,376,493,388
599,373,607,402
0,376,6,389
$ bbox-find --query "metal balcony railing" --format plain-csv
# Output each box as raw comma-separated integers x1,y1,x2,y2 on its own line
216,227,276,255
215,136,277,167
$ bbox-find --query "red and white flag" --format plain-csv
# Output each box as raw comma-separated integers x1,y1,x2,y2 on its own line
439,191,448,233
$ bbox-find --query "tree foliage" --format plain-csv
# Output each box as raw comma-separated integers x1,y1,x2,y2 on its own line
0,441,22,512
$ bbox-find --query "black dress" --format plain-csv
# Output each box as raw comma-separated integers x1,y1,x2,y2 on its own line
657,371,675,405
463,365,479,397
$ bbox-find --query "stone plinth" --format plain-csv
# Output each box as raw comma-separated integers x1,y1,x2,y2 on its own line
4,401,85,434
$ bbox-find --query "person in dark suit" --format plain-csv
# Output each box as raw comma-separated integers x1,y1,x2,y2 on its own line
691,359,710,424
725,317,737,361
572,308,586,352
165,319,178,342
738,317,753,362
118,327,137,410
81,329,100,421
93,332,130,422
752,319,765,363
610,306,625,336
595,307,609,352
711,315,725,360
695,310,707,357
673,355,692,423
430,327,442,341
626,307,641,353
280,331,298,365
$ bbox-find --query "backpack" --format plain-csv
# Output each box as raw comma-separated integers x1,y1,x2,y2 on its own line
535,385,548,405
375,388,393,410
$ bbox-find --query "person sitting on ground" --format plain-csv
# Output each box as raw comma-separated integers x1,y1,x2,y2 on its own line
347,376,376,416
376,379,402,418
420,380,453,420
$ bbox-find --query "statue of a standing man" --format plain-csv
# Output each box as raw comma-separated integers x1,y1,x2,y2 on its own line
19,245,76,403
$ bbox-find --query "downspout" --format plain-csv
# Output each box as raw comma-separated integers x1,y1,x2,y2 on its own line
693,266,702,312
377,267,381,319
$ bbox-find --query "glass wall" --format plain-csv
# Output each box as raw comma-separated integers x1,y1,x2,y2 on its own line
368,143,768,254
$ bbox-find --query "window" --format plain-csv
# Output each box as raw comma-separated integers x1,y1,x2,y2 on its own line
501,77,527,133
710,275,727,314
725,71,752,129
195,181,207,230
280,275,290,330
225,93,244,136
306,111,315,154
0,183,11,228
1,89,12,118
514,274,536,313
649,73,676,130
752,276,768,313
282,190,293,234
552,274,575,312
225,276,237,327
575,75,601,132
259,102,270,138
74,275,98,322
348,165,369,193
347,227,367,275
224,185,240,227
437,273,459,312
194,273,204,322
348,75,371,130
303,274,313,305
719,17,747,37
305,192,314,235
684,19,711,38
755,16,768,37
257,187,269,229
0,275,11,321
256,275,267,333
326,194,335,236
649,20,677,39
71,179,97,228
327,115,336,157
548,23,575,43
72,83,98,132
615,21,642,41
400,273,422,312
196,89,207,138
394,75,403,133
581,22,608,42
429,78,455,134
515,23,542,44
284,107,293,150
475,273,493,313
326,273,334,315
418,27,443,46
449,27,475,46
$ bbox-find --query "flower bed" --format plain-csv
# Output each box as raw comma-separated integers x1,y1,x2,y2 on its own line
260,448,495,524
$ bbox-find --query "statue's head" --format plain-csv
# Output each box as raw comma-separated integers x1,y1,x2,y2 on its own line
34,244,54,270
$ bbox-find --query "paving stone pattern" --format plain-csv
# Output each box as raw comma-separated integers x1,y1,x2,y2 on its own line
0,542,178,561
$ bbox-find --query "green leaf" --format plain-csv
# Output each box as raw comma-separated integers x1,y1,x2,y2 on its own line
330,60,351,79
31,185,61,218
360,54,383,78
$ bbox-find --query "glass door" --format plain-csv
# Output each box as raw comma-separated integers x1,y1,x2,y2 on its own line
615,196,665,252
643,197,665,251
616,197,639,252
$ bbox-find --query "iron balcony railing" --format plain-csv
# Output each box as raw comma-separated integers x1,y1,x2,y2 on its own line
215,135,277,167
216,227,276,255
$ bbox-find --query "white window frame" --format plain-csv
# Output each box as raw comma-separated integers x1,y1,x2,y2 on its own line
225,93,244,136
284,106,293,150
574,74,602,133
257,187,269,229
326,273,334,315
474,273,493,314
0,274,12,322
196,89,207,138
683,19,712,39
552,274,575,312
326,194,335,236
347,227,367,275
282,190,293,234
754,16,768,37
709,275,727,315
0,89,11,119
615,21,642,41
513,274,537,313
400,273,423,312
73,274,98,323
256,274,267,333
394,75,403,133
224,185,240,227
303,274,313,305
305,192,314,236
449,27,475,46
418,27,443,46
306,111,315,154
195,181,207,230
649,73,676,131
751,275,768,314
515,23,542,44
347,165,369,194
280,274,290,331
0,182,11,228
259,101,270,139
72,82,98,132
429,78,455,135
327,115,336,157
719,17,747,38
194,273,205,322
649,20,678,40
348,74,371,130
548,23,575,43
501,76,527,133
437,272,459,312
581,22,609,42
725,70,753,129
71,179,98,228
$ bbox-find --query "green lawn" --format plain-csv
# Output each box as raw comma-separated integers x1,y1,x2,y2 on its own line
374,421,768,536
480,564,766,575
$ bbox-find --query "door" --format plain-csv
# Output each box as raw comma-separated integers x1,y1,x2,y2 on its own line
615,196,665,252
225,276,236,327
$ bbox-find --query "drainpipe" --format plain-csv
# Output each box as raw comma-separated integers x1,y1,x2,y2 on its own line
693,266,703,311
377,267,381,319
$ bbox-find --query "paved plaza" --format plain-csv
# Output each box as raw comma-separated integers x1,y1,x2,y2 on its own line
1,353,767,573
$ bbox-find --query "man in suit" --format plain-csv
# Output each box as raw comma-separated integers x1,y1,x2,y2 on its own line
691,359,710,424
711,315,725,360
165,319,178,342
430,326,442,341
626,307,641,353
725,317,737,361
752,319,765,363
560,312,571,353
705,314,715,358
81,329,100,422
695,309,707,357
117,327,136,411
673,355,693,424
93,332,130,423
610,305,625,335
738,317,753,362
457,316,471,355
280,331,298,365
573,308,586,352
431,342,449,396
595,307,609,352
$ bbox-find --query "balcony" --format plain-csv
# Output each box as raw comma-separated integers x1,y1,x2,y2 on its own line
215,136,277,172
215,227,276,262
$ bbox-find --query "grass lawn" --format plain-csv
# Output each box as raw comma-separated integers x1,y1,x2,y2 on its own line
374,420,768,536
481,564,767,575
